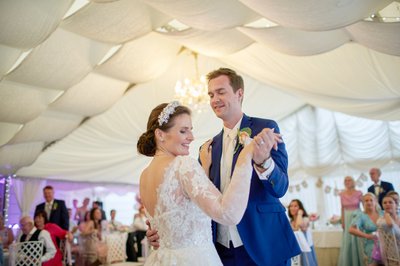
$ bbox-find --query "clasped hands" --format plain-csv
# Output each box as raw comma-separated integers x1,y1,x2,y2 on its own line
200,128,283,168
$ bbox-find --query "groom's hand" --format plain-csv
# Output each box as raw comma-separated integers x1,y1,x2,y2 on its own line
253,128,281,165
146,220,160,249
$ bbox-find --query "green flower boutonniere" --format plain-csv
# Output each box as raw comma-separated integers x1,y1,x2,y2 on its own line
53,202,58,210
234,127,252,153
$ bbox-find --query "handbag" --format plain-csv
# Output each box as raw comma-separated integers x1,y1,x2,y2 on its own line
371,239,382,262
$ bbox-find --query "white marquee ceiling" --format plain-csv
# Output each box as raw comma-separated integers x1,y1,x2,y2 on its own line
0,0,399,185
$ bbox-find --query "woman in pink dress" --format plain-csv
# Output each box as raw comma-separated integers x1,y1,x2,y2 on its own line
337,175,362,266
34,210,71,266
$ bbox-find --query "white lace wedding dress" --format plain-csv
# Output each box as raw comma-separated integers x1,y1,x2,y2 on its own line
144,155,252,266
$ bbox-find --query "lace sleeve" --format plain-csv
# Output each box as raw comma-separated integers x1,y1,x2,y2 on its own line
177,156,252,225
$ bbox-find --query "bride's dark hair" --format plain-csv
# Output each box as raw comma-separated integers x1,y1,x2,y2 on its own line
137,103,191,156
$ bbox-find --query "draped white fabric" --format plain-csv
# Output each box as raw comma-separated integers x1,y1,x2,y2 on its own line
0,0,399,184
12,178,46,216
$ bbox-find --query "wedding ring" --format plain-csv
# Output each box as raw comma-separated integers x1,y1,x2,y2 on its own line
259,140,265,145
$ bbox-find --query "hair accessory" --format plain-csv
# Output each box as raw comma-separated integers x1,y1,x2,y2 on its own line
158,101,180,126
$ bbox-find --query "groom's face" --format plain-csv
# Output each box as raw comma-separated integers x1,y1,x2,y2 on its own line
208,75,243,122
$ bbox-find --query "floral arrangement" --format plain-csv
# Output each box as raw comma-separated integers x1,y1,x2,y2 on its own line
235,127,252,153
309,213,319,222
52,202,58,210
329,215,341,225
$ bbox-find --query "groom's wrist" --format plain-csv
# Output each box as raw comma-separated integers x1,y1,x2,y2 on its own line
255,157,272,169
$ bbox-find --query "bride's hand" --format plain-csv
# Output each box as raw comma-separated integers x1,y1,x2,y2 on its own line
240,138,255,161
199,139,212,169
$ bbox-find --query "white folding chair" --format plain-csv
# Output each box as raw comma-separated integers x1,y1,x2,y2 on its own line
105,232,141,265
378,227,400,266
11,241,43,266
106,232,127,264
59,238,73,266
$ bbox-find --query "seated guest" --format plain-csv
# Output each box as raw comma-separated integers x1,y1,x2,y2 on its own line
132,205,147,257
376,194,400,263
0,214,14,249
108,209,122,232
34,210,72,266
78,207,107,266
288,199,318,266
349,192,382,265
17,216,56,263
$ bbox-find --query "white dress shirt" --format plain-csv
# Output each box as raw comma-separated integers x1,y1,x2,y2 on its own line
217,117,277,248
45,200,54,219
18,227,56,262
218,120,243,248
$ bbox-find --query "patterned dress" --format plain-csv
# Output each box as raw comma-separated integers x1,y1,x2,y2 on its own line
351,211,381,265
144,156,252,266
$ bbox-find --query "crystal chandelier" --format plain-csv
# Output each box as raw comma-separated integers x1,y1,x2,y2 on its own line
174,50,209,112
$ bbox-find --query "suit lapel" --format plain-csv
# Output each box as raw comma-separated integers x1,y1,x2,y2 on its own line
211,130,223,189
231,114,252,174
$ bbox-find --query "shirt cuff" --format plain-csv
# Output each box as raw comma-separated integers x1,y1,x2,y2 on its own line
255,158,275,180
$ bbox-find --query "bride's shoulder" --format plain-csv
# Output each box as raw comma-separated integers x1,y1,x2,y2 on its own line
174,156,200,171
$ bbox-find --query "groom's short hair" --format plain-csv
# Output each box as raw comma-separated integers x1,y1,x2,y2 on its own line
207,68,244,93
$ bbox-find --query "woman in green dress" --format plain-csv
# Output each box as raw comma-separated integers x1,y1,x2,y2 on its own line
337,176,362,266
349,192,382,266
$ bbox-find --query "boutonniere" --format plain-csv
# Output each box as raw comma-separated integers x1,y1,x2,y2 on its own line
379,187,385,194
53,202,58,210
234,127,252,153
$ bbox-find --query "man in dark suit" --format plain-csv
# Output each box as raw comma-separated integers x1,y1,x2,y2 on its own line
34,185,69,230
367,167,395,208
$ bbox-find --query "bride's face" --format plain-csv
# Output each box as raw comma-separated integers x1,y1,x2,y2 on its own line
162,114,194,156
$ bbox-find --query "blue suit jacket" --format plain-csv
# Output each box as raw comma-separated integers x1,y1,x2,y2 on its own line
367,181,395,208
35,199,69,230
210,114,301,265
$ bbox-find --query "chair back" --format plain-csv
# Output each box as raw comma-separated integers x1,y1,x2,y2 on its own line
59,238,73,266
106,232,128,264
378,226,400,266
10,241,43,266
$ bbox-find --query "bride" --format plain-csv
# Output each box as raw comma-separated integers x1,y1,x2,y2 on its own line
137,101,254,265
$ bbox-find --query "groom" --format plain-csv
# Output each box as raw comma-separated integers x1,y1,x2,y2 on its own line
206,68,300,265
147,68,300,265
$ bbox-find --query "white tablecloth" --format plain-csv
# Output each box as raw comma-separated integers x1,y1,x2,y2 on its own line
312,228,342,248
311,228,342,266
294,231,311,252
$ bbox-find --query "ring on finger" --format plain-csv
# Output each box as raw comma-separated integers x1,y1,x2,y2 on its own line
259,140,265,145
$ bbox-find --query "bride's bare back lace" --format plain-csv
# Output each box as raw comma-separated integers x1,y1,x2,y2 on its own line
144,156,252,265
